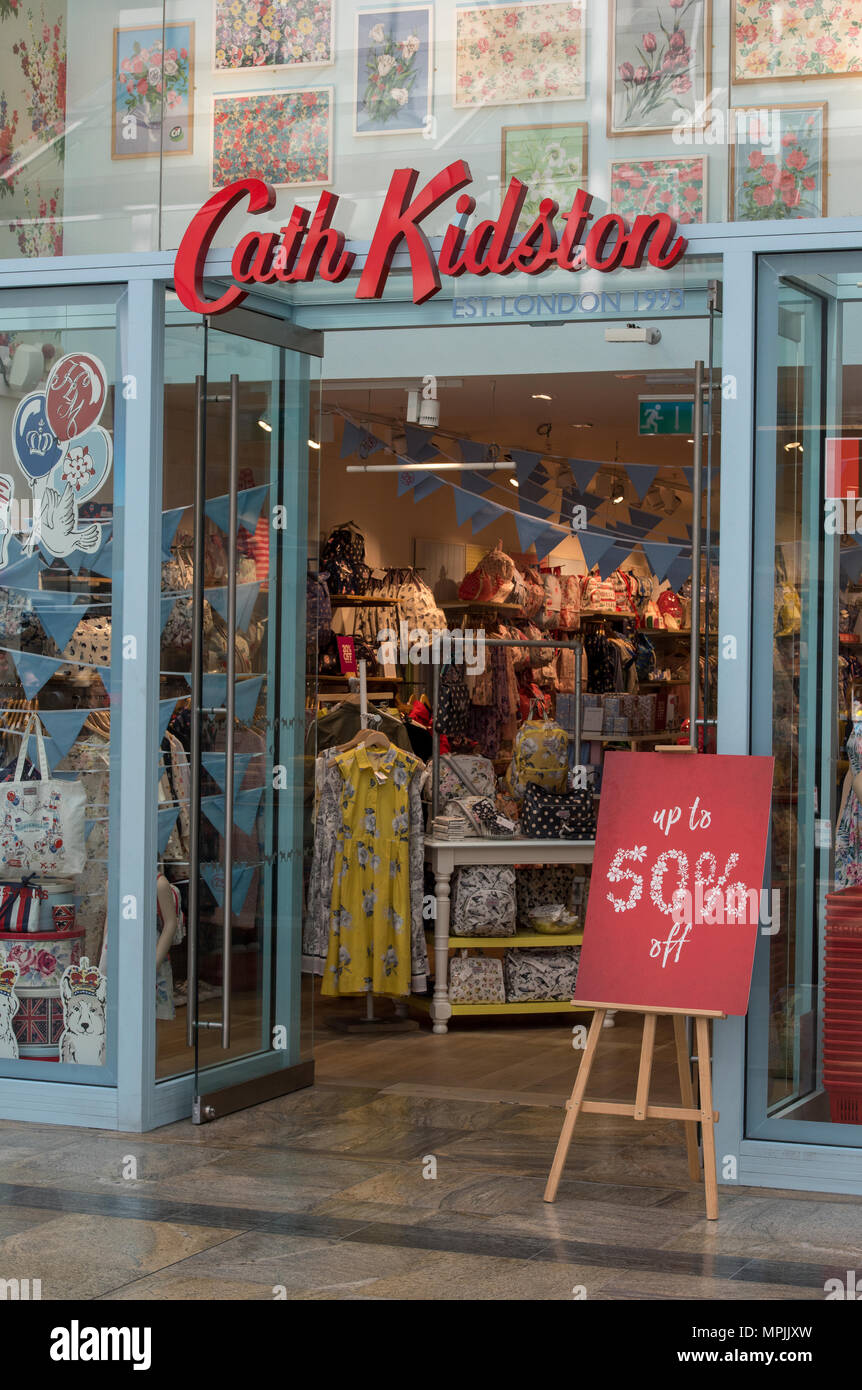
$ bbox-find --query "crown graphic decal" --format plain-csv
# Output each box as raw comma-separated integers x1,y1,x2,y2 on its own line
0,964,17,996
25,427,53,458
67,959,101,996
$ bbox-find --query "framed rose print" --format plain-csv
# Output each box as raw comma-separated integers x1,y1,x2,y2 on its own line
112,22,194,159
214,0,334,72
733,2,862,83
355,7,433,136
211,88,333,189
610,156,706,224
502,123,588,225
608,0,711,137
454,1,586,109
729,104,827,221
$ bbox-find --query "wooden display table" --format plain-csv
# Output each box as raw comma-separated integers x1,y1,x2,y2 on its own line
421,837,595,1034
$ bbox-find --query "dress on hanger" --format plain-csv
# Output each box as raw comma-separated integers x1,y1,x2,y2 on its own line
156,877,185,1020
311,744,428,997
836,720,862,887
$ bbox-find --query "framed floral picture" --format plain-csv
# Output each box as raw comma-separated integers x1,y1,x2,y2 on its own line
729,104,827,220
354,7,433,136
112,23,194,159
502,123,588,225
454,1,586,109
610,156,706,224
608,0,711,137
214,0,334,72
211,88,332,189
733,2,862,82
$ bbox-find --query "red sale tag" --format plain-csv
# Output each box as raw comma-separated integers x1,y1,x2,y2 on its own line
336,636,357,675
575,752,774,1016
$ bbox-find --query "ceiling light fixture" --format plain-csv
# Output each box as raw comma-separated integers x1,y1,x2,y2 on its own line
510,477,519,487
532,392,553,400
257,418,272,433
308,439,321,450
784,441,803,452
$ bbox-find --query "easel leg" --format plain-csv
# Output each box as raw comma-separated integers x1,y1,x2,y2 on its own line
634,1012,657,1120
544,1007,606,1203
695,1016,719,1221
673,1014,702,1182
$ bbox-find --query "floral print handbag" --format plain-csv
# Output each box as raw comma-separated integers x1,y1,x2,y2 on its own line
452,865,516,936
448,950,505,1003
504,946,580,1002
507,707,568,799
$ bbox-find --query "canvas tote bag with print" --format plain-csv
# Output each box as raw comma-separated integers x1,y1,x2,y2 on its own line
0,717,86,879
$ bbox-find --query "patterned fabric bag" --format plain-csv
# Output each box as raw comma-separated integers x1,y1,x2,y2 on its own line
559,574,581,630
451,796,516,838
522,783,596,840
397,568,447,641
521,567,545,620
448,950,505,1003
306,570,332,654
0,717,86,879
477,541,517,603
437,663,470,736
321,522,367,594
437,753,495,805
507,710,568,799
452,865,516,936
540,570,562,627
503,946,580,1002
582,570,617,612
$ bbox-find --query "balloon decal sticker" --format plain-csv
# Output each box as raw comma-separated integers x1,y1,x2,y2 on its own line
9,353,112,562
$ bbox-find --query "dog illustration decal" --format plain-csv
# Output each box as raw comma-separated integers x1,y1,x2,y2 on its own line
58,956,106,1065
0,950,20,1059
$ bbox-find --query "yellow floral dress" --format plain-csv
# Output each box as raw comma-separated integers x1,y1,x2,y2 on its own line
322,744,420,997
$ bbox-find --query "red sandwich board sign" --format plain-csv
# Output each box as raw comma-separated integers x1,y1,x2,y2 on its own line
575,752,775,1016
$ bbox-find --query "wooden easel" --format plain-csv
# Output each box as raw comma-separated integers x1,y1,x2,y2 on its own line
544,1003,726,1220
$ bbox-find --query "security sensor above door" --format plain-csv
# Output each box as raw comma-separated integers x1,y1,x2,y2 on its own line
605,324,662,344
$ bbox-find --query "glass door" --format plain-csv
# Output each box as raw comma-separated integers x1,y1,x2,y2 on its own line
159,297,321,1121
748,250,862,1145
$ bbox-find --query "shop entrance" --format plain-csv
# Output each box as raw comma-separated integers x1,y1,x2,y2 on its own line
159,301,321,1122
304,295,722,1092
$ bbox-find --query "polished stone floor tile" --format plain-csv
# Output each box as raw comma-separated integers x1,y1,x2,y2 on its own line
295,1250,630,1301
281,1118,467,1160
101,1229,450,1299
669,1195,862,1263
422,1195,706,1250
594,1269,825,1300
0,1213,237,1299
0,1134,231,1192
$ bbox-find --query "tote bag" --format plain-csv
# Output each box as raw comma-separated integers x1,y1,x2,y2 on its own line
0,717,86,879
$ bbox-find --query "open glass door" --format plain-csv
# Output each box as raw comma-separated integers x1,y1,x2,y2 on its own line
159,297,321,1121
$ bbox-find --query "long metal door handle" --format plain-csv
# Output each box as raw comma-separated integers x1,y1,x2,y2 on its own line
222,373,240,1048
187,374,206,1049
689,359,705,752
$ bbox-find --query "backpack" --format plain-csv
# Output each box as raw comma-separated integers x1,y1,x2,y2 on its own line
321,521,367,595
558,574,580,630
507,708,569,799
397,568,447,641
437,663,470,737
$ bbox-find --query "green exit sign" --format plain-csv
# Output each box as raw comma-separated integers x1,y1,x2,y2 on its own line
639,398,702,436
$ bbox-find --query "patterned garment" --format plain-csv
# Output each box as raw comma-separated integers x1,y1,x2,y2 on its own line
836,722,862,887
156,879,185,1021
57,737,110,963
306,747,428,994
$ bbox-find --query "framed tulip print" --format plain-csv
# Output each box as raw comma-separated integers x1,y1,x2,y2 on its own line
112,22,194,159
211,88,333,188
733,2,862,83
502,123,589,225
729,104,827,221
608,0,711,137
610,155,707,224
214,0,334,72
354,7,433,136
454,1,586,109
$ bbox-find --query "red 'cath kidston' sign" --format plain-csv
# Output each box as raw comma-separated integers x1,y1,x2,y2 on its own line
575,752,775,1016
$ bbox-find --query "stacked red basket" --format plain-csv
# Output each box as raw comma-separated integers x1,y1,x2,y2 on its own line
824,887,862,1124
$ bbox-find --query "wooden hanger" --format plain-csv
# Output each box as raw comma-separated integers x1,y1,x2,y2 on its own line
336,727,390,753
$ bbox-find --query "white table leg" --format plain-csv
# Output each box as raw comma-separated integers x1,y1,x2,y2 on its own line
430,859,453,1035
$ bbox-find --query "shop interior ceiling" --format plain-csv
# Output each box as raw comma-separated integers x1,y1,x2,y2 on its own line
321,368,712,540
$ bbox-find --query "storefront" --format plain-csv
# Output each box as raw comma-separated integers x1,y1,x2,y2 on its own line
0,0,861,1197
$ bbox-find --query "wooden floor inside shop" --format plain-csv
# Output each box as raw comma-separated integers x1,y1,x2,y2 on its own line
312,988,683,1107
